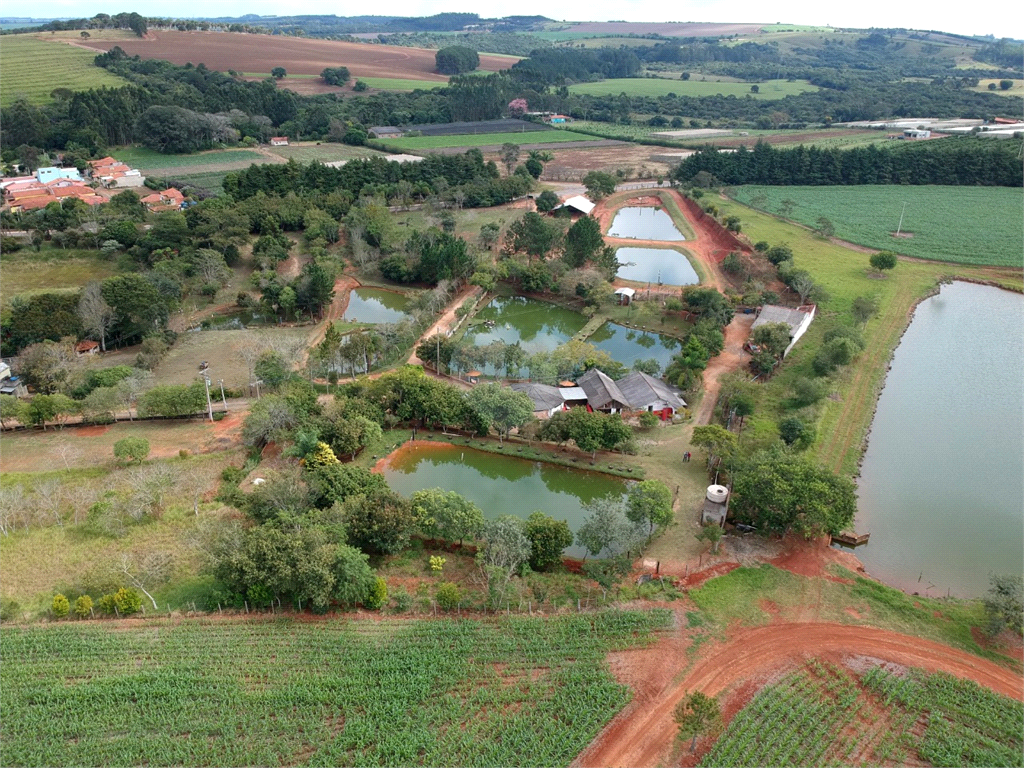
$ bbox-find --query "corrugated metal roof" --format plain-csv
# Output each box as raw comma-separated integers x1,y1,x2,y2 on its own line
752,305,812,334
578,368,628,409
617,371,686,410
510,382,564,411
554,195,595,215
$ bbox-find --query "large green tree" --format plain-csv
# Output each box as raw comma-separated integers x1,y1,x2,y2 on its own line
626,479,674,534
466,383,534,444
562,215,605,269
524,511,573,571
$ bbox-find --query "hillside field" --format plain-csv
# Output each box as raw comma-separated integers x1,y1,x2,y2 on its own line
384,130,598,151
0,36,127,106
730,185,1024,267
568,78,818,99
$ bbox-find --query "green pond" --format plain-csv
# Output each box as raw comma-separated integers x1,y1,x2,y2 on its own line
616,247,700,286
381,442,628,558
588,322,681,371
343,288,411,324
608,207,686,241
855,282,1023,598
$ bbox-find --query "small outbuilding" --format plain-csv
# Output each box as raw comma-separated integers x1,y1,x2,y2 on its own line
369,126,405,139
700,484,729,528
751,304,816,358
510,382,565,418
551,195,595,217
74,340,100,356
270,137,289,146
614,287,636,305
902,129,931,139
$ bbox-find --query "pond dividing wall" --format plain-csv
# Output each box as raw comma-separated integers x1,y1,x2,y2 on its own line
854,282,1023,598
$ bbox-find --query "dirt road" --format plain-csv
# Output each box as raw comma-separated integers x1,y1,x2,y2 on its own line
575,621,1024,768
407,284,483,365
694,312,755,424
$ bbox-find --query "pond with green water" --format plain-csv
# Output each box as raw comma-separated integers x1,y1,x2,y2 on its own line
588,322,681,372
608,207,686,241
381,442,628,558
343,288,412,324
462,296,587,354
616,247,699,286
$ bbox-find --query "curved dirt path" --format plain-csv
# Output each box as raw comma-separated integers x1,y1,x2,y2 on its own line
694,312,755,424
407,284,483,365
575,621,1023,768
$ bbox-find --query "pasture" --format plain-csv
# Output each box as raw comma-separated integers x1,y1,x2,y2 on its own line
699,659,1023,767
386,130,597,151
0,250,118,304
568,78,817,99
0,36,127,106
83,31,517,83
264,142,388,162
0,610,670,767
111,147,265,171
730,185,1024,267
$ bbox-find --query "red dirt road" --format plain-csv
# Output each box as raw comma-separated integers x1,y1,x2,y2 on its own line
575,622,1024,768
694,312,754,424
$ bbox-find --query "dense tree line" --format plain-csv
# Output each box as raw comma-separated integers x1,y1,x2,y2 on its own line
509,48,642,84
435,46,480,75
673,138,1023,188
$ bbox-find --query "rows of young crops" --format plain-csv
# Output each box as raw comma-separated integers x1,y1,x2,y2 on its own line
0,609,670,767
0,37,127,106
730,185,1024,267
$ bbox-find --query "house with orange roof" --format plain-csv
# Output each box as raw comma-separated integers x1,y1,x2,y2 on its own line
140,188,186,211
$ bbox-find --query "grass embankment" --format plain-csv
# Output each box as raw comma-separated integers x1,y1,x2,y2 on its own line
568,78,817,98
263,142,387,162
710,195,1023,477
0,609,672,767
730,185,1024,267
358,76,449,91
0,36,127,106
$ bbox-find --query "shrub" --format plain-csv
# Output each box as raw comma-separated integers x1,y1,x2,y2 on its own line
638,411,660,429
352,80,368,92
0,597,21,622
429,555,446,572
113,437,150,464
525,511,573,572
112,587,142,615
791,377,827,407
52,594,70,618
74,595,93,619
364,577,388,611
435,582,461,611
391,587,412,613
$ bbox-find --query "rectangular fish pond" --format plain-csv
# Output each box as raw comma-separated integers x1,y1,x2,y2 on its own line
588,322,681,371
607,207,686,241
380,442,628,559
343,287,412,324
615,247,699,286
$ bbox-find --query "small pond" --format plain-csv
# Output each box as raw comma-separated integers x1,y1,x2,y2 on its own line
463,296,587,354
855,282,1023,598
608,207,686,241
616,247,699,286
588,322,681,372
343,288,412,324
381,442,628,559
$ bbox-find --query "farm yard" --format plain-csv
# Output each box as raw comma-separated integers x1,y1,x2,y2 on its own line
79,31,518,85
729,185,1024,267
0,35,127,106
0,611,671,767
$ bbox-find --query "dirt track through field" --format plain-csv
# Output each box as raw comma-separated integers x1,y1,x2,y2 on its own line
694,313,755,424
574,621,1024,768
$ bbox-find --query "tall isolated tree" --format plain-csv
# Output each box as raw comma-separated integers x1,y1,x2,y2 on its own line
582,171,617,200
77,282,115,352
675,691,722,753
869,251,898,274
500,142,521,176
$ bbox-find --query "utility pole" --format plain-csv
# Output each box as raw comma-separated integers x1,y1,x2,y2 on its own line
203,376,213,422
896,201,907,237
218,379,227,411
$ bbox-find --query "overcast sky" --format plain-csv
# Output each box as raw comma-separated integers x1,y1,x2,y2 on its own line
25,1,1019,40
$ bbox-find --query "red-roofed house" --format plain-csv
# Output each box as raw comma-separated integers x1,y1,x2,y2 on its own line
75,340,100,356
270,137,289,146
140,188,186,211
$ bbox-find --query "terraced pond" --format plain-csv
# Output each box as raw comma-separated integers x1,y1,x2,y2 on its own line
343,287,412,324
615,247,699,286
588,322,682,372
607,207,686,241
381,442,628,558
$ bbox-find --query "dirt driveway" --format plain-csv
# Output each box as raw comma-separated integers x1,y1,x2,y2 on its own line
694,312,755,424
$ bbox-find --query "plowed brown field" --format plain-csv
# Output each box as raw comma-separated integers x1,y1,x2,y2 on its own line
81,31,517,81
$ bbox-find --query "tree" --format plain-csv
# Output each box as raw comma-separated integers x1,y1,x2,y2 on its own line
691,424,737,472
999,79,1013,90
26,393,78,429
500,143,520,176
114,437,150,464
320,66,350,85
77,283,115,352
851,295,880,326
0,395,27,430
983,574,1023,636
675,691,722,752
504,211,562,262
697,523,723,554
117,551,172,611
435,45,479,75
626,479,673,534
466,383,534,444
583,171,617,200
478,515,532,609
815,216,835,238
869,251,898,274
525,511,573,571
751,322,792,359
15,338,77,394
271,67,287,79
563,215,605,269
749,84,759,93
411,488,485,545
535,190,560,213
52,593,70,618
338,488,414,555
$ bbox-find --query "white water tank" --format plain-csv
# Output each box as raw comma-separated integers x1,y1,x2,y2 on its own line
706,485,728,504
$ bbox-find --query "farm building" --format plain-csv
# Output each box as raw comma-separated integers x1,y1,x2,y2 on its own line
270,137,289,146
510,383,567,418
751,304,816,358
902,129,931,139
616,371,686,418
88,157,145,188
545,115,571,124
577,368,629,413
614,287,636,305
551,195,595,217
369,126,405,139
2,177,104,211
74,340,100,357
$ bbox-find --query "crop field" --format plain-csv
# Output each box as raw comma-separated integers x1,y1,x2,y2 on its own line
700,659,1024,767
730,185,1024,267
264,143,388,162
535,22,764,40
357,76,451,91
386,130,597,151
568,78,817,99
111,147,265,171
0,36,127,106
83,31,518,83
0,610,670,767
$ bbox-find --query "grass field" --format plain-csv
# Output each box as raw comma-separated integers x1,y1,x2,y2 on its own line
568,78,817,99
358,76,449,91
386,130,596,151
0,250,118,303
700,658,1024,767
111,147,265,170
0,610,670,766
263,143,386,163
710,195,1022,477
730,185,1024,267
0,36,127,106
971,79,1024,95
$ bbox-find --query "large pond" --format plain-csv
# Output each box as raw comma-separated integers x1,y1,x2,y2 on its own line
608,207,686,241
343,288,412,324
463,296,587,354
855,282,1023,598
616,247,700,286
381,442,628,558
588,322,681,372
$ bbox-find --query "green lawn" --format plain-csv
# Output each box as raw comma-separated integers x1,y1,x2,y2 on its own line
386,130,596,150
568,78,817,99
0,36,127,106
111,147,265,171
358,76,449,91
729,185,1024,267
0,610,670,766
